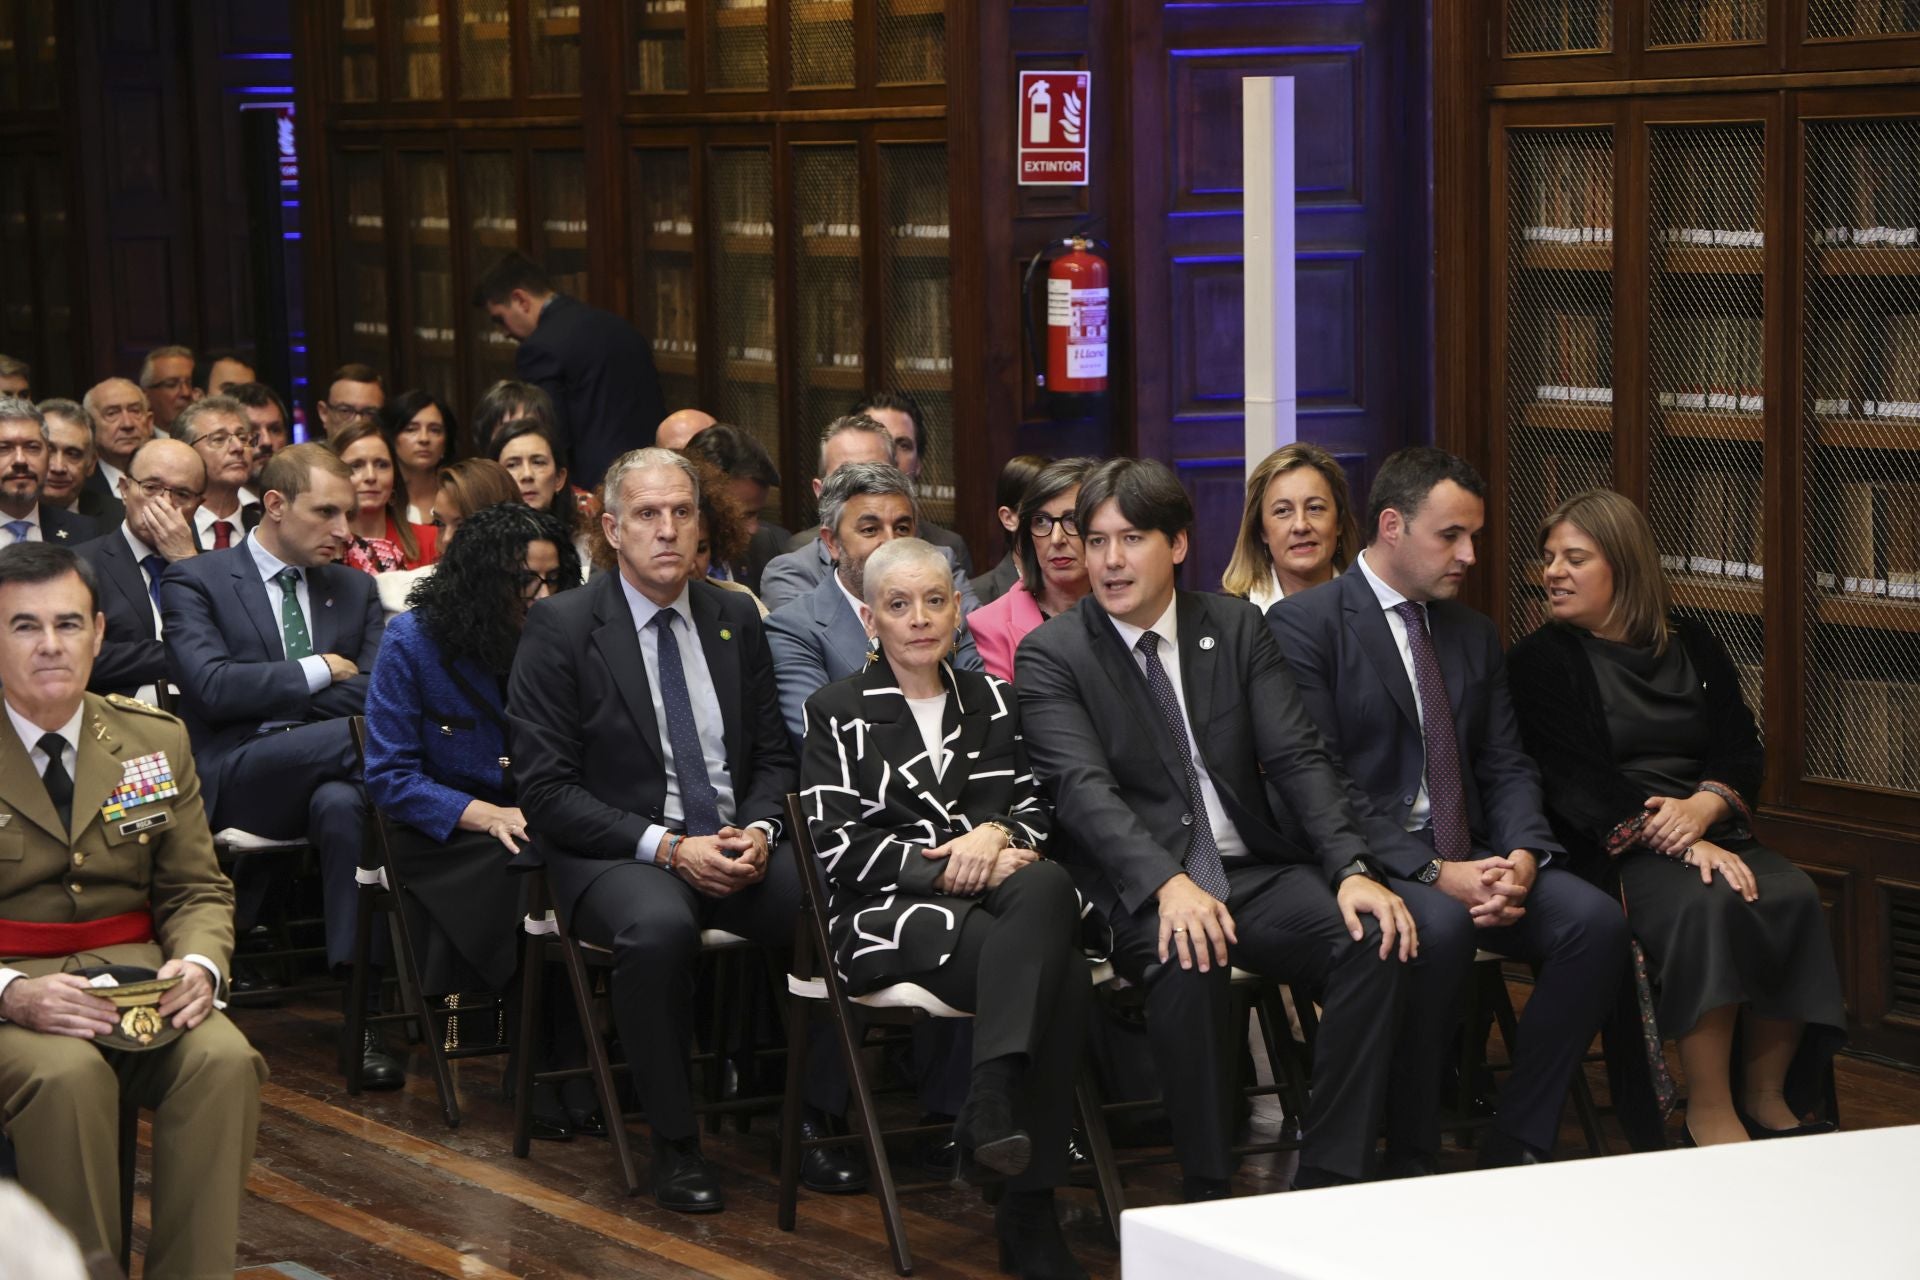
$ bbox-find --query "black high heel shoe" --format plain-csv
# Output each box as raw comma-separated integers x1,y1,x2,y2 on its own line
995,1189,1087,1280
1738,1109,1838,1140
957,1089,1032,1181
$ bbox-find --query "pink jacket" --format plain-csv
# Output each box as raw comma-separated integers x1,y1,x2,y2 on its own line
969,581,1047,682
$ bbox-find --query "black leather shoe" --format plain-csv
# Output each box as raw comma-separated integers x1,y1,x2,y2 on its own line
1180,1175,1233,1203
350,1029,404,1091
1739,1110,1837,1140
1477,1130,1545,1168
566,1107,608,1138
1291,1164,1358,1190
995,1189,1088,1280
1376,1151,1437,1180
957,1090,1031,1180
798,1117,870,1194
651,1136,725,1214
528,1110,574,1142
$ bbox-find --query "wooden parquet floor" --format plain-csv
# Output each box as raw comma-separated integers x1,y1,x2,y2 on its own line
124,992,1920,1280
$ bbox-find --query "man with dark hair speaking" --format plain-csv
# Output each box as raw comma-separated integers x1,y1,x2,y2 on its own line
0,541,264,1276
1017,456,1419,1200
474,251,666,489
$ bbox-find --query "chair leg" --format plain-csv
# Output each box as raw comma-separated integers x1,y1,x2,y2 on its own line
703,949,729,1137
1254,988,1308,1140
1571,1065,1607,1157
387,898,461,1129
562,939,642,1196
828,999,912,1276
511,940,546,1160
117,1100,137,1274
777,991,807,1233
344,885,378,1093
1073,1067,1125,1239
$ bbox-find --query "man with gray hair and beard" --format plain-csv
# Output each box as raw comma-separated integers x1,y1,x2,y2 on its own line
508,446,860,1214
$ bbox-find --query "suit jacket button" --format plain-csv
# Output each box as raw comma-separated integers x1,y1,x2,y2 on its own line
1180,813,1193,827
72,852,84,866
1402,796,1414,806
70,882,83,894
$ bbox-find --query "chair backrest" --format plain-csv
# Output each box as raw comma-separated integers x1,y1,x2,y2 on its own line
152,683,178,715
783,792,832,986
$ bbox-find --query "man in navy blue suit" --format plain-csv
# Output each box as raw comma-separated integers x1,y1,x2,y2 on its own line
0,398,97,549
75,437,207,699
159,442,396,1085
473,252,666,490
1268,446,1629,1172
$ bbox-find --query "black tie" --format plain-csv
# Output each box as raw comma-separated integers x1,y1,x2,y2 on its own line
650,610,723,836
38,732,73,832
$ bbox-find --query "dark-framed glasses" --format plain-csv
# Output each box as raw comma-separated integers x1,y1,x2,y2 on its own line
515,568,566,597
1028,511,1080,537
131,478,204,505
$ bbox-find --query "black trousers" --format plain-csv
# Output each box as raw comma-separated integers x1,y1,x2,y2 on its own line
907,860,1088,1191
571,844,841,1142
1107,860,1404,1182
1393,864,1630,1155
216,719,371,971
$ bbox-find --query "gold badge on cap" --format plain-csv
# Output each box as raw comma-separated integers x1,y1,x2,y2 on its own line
120,1005,165,1046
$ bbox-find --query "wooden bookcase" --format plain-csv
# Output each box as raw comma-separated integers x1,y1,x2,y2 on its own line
1440,0,1920,1061
294,0,958,528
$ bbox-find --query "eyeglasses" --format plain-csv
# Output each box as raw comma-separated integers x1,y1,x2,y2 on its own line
1027,512,1080,537
97,403,152,424
323,401,380,421
192,429,249,452
130,477,204,505
515,568,566,598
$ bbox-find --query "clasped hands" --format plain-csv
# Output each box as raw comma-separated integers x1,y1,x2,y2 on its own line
1435,850,1537,928
922,823,1037,896
667,825,771,897
0,958,215,1039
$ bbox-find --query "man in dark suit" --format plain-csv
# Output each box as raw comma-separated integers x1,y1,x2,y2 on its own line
38,399,125,531
474,252,665,490
1017,458,1418,1199
159,442,397,1085
177,396,264,551
510,446,856,1213
0,398,96,549
75,438,206,699
1268,446,1629,1170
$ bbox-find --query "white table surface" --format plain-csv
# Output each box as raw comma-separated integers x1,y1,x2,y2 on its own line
1121,1125,1920,1280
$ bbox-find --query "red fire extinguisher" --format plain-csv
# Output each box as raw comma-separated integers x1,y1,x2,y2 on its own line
1024,235,1111,405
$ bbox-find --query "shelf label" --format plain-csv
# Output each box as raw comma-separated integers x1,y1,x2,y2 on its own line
1019,71,1091,186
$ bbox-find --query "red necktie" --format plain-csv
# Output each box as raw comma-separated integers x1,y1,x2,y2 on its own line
1393,601,1472,861
213,520,232,549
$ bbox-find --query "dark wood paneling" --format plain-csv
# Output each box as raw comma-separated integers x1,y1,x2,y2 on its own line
1132,2,1431,589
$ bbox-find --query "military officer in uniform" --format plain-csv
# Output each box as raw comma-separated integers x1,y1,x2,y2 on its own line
0,542,265,1278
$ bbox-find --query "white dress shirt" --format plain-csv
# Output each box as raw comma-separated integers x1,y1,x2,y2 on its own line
1354,549,1432,832
95,458,128,499
619,575,769,862
2,505,42,543
193,488,256,550
1107,597,1251,861
0,699,221,1014
246,530,332,694
1248,565,1341,614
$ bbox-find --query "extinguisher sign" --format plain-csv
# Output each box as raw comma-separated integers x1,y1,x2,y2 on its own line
1018,71,1091,186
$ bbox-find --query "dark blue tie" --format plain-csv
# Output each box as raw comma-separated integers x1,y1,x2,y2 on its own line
651,609,723,836
141,555,166,609
1135,631,1232,902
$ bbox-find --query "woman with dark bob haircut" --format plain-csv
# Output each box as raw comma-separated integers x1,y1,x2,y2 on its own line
1507,487,1845,1149
363,502,581,1002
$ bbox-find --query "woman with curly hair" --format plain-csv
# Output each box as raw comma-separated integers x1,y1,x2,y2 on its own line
363,502,580,1004
374,458,523,615
330,418,428,572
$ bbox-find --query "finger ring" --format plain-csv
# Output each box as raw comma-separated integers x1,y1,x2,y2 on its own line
1172,927,1188,933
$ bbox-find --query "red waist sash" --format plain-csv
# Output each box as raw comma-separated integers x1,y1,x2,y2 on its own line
0,909,155,958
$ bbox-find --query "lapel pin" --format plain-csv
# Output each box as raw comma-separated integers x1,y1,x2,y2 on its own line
719,628,732,640
1199,636,1216,651
54,528,69,540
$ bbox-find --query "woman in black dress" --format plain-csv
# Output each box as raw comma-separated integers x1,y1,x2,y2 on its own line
1508,487,1844,1148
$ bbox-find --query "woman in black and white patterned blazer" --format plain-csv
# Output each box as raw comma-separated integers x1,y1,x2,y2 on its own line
799,537,1090,1280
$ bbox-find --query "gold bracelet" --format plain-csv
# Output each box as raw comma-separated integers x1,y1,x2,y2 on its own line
983,820,1019,848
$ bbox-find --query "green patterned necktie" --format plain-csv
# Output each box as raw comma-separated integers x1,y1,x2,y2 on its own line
274,566,313,660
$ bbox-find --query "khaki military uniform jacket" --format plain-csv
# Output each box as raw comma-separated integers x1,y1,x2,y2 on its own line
0,692,233,980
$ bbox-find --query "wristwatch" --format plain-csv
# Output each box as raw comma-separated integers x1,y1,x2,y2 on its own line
1415,858,1442,885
